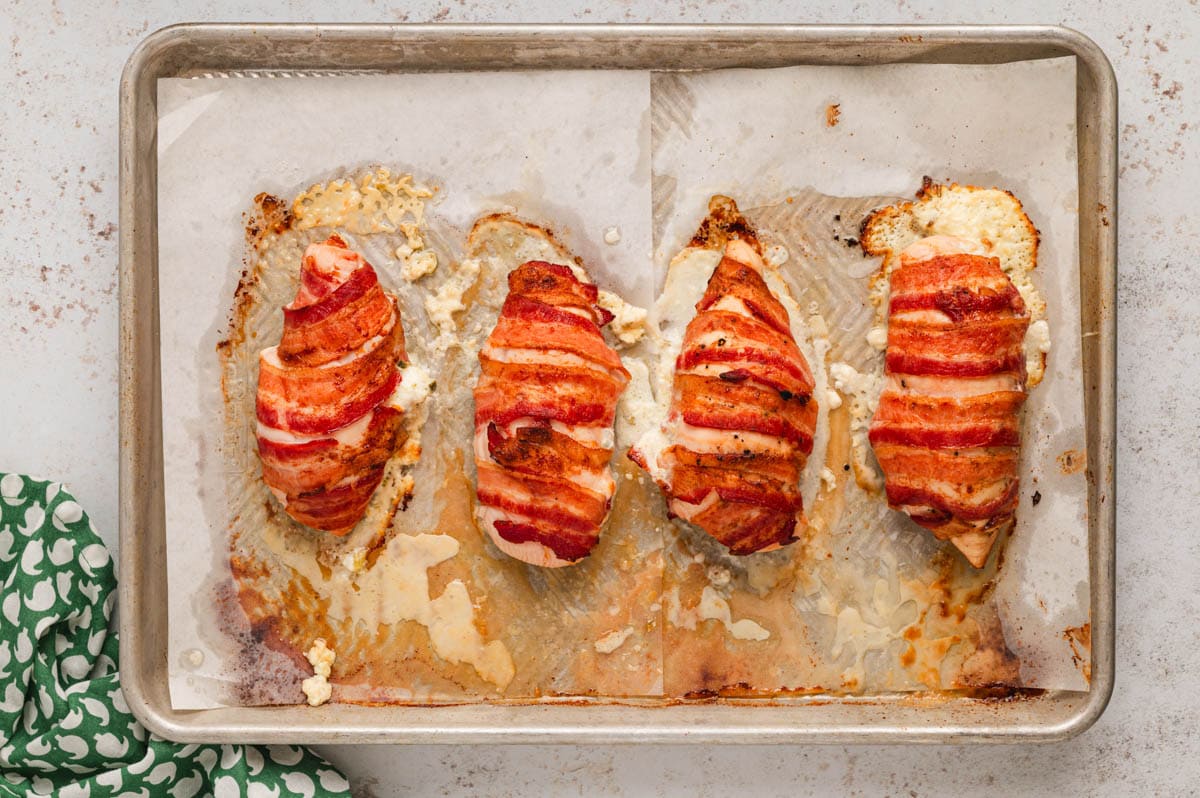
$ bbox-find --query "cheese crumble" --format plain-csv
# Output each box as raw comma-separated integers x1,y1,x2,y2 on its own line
301,638,335,707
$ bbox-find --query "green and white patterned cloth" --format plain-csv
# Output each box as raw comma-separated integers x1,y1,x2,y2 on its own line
0,473,352,797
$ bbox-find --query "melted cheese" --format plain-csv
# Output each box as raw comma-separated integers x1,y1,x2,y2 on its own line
264,529,514,690
829,361,885,492
594,626,634,654
369,534,514,688
340,547,368,574
666,585,770,641
291,168,433,235
426,257,482,337
615,359,658,444
402,249,438,282
385,364,435,414
648,248,722,398
765,244,790,267
631,425,671,483
1026,319,1051,378
597,290,648,347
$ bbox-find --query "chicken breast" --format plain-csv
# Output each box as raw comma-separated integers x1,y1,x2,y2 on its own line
630,196,818,555
473,260,631,567
868,235,1030,567
255,235,408,534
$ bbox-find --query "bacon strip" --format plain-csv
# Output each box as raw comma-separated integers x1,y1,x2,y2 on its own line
473,359,621,429
629,196,817,555
868,236,1031,567
473,260,630,567
255,235,408,535
258,406,402,496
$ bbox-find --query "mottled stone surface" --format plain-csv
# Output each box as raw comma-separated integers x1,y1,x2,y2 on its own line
1,1,1195,794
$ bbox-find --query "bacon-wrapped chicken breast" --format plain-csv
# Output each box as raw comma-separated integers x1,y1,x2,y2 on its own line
473,260,631,567
256,235,408,534
630,196,817,555
868,235,1031,567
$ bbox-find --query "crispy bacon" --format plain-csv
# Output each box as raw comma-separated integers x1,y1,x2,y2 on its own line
258,406,402,496
476,462,610,534
279,258,400,366
884,316,1029,377
676,373,815,451
280,467,389,533
868,237,1031,567
629,196,817,555
491,520,596,564
489,294,625,372
473,358,622,428
255,235,408,535
485,423,613,480
473,260,629,567
256,326,403,435
505,261,604,321
696,260,793,336
677,310,813,390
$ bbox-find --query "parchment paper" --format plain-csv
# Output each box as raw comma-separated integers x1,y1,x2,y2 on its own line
158,71,653,708
158,57,1090,708
651,57,1089,691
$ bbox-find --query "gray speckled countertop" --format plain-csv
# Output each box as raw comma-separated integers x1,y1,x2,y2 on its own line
3,1,1195,795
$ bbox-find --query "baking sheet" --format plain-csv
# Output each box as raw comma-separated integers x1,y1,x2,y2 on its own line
650,57,1088,692
158,56,1089,710
158,71,654,708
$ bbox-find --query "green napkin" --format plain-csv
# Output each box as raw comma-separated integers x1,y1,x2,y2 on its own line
0,473,351,797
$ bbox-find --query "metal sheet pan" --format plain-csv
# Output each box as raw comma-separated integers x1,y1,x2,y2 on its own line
119,23,1116,743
